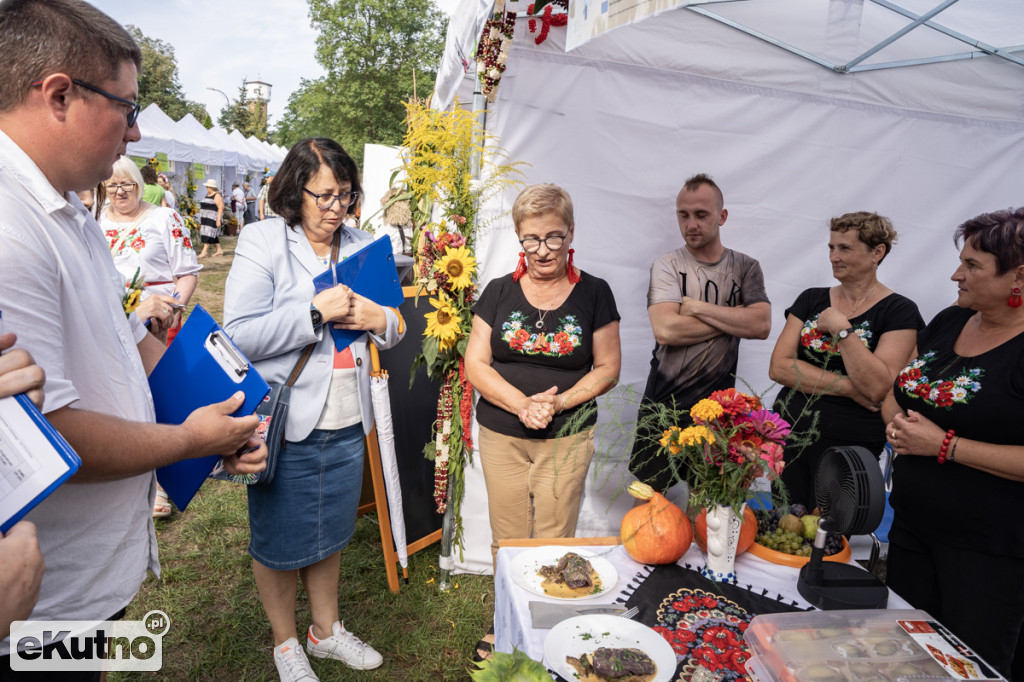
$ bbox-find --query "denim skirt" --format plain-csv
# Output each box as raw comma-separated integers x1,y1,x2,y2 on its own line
247,424,364,570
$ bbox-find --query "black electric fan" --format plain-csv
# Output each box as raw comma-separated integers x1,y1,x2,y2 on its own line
797,445,889,609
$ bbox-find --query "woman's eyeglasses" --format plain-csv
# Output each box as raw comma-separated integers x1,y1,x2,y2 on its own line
519,235,566,253
303,188,360,211
105,182,138,194
30,78,141,128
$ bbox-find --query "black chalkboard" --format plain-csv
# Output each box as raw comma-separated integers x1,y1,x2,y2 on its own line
376,292,444,544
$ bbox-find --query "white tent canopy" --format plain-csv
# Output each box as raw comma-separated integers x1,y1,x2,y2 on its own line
435,0,1024,573
127,103,284,199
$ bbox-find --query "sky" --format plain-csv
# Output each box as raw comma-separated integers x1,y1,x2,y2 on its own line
91,0,326,126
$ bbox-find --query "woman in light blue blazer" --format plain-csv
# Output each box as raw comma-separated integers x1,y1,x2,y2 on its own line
223,138,404,679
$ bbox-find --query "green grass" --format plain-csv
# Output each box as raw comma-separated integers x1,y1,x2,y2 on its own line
110,483,493,681
108,242,494,681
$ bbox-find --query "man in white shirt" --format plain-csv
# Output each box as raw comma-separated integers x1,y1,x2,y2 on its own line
0,0,267,676
232,181,246,230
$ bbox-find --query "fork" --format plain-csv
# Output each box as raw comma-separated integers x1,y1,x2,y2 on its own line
619,606,639,619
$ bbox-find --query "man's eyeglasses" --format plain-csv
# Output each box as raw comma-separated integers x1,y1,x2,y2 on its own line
519,235,566,253
105,182,138,195
30,78,141,128
303,188,360,211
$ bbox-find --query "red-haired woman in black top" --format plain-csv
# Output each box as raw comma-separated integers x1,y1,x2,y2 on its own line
884,207,1024,679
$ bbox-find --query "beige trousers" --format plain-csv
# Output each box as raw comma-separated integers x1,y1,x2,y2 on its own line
478,425,595,565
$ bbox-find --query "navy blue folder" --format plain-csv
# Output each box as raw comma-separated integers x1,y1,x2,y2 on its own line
312,236,404,351
152,305,269,510
0,393,81,533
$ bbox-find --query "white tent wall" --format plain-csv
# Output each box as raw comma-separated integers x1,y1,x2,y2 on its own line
445,4,1024,574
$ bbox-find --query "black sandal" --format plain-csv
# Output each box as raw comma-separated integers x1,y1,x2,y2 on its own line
472,627,495,663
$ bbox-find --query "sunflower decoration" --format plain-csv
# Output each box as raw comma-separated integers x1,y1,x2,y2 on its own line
424,292,463,352
436,245,476,290
122,267,144,316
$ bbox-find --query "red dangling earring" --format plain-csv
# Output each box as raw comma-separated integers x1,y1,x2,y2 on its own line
512,252,527,281
1009,287,1022,308
566,248,581,283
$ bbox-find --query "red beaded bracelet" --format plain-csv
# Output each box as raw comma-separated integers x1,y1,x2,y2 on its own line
937,428,956,463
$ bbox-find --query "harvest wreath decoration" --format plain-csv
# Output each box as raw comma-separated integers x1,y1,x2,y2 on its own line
398,99,525,556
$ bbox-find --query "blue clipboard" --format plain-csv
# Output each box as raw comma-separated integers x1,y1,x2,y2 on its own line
152,305,270,510
0,393,81,533
312,236,404,352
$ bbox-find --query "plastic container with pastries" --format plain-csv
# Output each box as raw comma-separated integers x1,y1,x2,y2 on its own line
743,609,1005,682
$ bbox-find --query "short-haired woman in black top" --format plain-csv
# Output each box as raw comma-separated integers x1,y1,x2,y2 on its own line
465,183,621,565
769,212,923,509
884,207,1024,679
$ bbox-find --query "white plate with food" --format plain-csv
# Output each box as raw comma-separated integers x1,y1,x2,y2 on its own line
509,546,619,601
543,614,676,682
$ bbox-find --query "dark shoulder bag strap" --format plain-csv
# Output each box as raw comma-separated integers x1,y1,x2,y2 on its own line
284,229,342,387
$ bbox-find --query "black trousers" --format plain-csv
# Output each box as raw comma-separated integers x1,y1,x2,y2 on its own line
887,517,1024,679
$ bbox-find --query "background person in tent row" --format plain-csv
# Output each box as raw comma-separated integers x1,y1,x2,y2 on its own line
768,212,922,510
232,181,246,230
0,0,267,675
244,180,257,223
259,170,278,220
139,162,163,206
629,173,771,494
466,183,621,565
157,172,176,209
0,333,46,641
884,208,1024,680
197,177,224,258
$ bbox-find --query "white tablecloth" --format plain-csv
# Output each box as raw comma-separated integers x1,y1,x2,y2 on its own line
494,543,911,661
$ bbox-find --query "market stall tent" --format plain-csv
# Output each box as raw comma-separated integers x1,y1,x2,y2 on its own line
432,0,1024,573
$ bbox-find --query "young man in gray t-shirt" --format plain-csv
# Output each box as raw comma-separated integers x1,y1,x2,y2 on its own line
629,173,772,491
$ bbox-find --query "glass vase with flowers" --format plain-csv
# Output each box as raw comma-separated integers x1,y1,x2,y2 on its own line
655,388,795,581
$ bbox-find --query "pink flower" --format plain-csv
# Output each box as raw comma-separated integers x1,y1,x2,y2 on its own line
745,409,791,440
759,441,785,478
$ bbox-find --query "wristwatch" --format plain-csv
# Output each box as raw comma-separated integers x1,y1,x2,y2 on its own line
310,305,323,329
837,327,856,341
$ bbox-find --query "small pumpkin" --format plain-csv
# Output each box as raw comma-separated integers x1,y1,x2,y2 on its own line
620,481,692,564
693,506,758,555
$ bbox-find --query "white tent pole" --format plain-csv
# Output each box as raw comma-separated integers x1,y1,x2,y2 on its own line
847,45,1024,73
842,0,961,70
869,0,1024,68
685,6,837,70
471,68,487,180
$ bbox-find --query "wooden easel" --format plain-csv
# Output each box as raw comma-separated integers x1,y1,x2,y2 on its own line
356,290,443,592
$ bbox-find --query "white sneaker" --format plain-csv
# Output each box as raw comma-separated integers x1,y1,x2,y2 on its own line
306,621,383,670
274,637,319,682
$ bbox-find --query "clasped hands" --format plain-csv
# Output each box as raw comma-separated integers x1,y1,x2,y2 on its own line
886,409,943,457
312,284,387,335
518,386,559,430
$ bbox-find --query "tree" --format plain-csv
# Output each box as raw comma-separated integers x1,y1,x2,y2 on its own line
217,80,269,140
275,0,447,165
128,26,209,123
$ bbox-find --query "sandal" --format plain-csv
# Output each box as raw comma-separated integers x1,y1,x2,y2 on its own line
472,628,495,663
153,489,172,518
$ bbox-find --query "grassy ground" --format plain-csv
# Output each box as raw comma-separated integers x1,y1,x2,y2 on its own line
109,236,494,681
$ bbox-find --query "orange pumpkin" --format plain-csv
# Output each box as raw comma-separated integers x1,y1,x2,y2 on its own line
694,506,758,555
620,481,693,564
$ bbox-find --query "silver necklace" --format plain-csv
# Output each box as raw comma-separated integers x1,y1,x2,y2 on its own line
535,308,549,330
